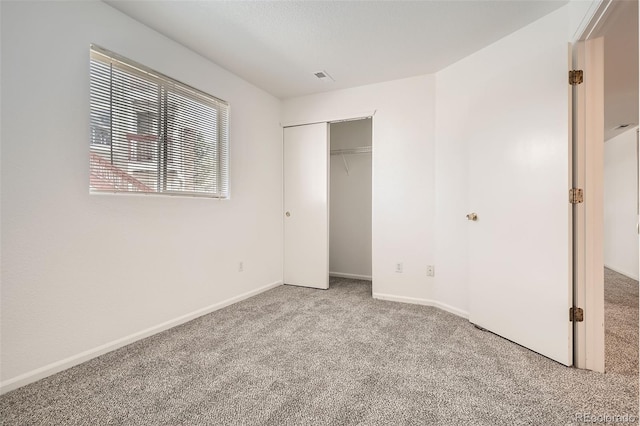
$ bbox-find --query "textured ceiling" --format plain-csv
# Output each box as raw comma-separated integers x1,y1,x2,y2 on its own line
105,0,568,99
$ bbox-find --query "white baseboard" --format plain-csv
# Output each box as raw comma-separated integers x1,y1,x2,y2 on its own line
329,271,372,281
0,280,282,395
604,264,639,282
372,292,469,319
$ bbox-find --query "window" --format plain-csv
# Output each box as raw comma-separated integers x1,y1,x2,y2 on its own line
89,45,229,198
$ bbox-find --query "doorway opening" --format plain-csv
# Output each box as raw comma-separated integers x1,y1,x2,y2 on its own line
600,0,639,373
574,0,639,373
328,118,373,292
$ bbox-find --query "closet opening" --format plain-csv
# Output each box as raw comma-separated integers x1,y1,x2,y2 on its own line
328,117,373,292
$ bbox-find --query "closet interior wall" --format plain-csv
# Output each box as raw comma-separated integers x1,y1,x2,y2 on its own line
329,118,373,281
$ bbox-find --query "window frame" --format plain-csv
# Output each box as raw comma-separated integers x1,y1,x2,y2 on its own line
89,44,230,199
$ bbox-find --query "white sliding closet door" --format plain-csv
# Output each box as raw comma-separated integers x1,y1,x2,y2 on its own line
283,123,329,289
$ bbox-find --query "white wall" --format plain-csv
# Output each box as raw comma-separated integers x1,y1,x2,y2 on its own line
329,119,372,280
0,1,283,392
282,75,440,310
604,127,639,280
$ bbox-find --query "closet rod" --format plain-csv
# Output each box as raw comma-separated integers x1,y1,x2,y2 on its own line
330,146,372,156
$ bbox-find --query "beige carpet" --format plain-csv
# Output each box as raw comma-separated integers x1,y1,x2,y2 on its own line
0,276,637,425
604,267,639,375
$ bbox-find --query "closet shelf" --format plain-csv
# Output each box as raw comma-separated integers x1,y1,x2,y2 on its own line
330,146,372,156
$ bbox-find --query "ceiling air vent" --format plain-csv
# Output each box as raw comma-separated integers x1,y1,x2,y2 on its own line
314,70,334,82
614,124,632,130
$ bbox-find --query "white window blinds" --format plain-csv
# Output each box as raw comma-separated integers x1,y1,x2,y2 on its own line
89,45,229,198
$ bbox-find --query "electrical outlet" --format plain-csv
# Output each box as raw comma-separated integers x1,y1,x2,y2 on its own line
396,262,403,273
427,265,435,277
239,261,244,272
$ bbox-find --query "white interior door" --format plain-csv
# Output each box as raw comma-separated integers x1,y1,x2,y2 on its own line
283,123,329,289
468,42,573,366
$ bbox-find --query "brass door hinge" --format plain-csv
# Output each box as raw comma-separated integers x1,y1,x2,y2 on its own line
570,307,584,322
569,70,583,85
569,188,584,204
